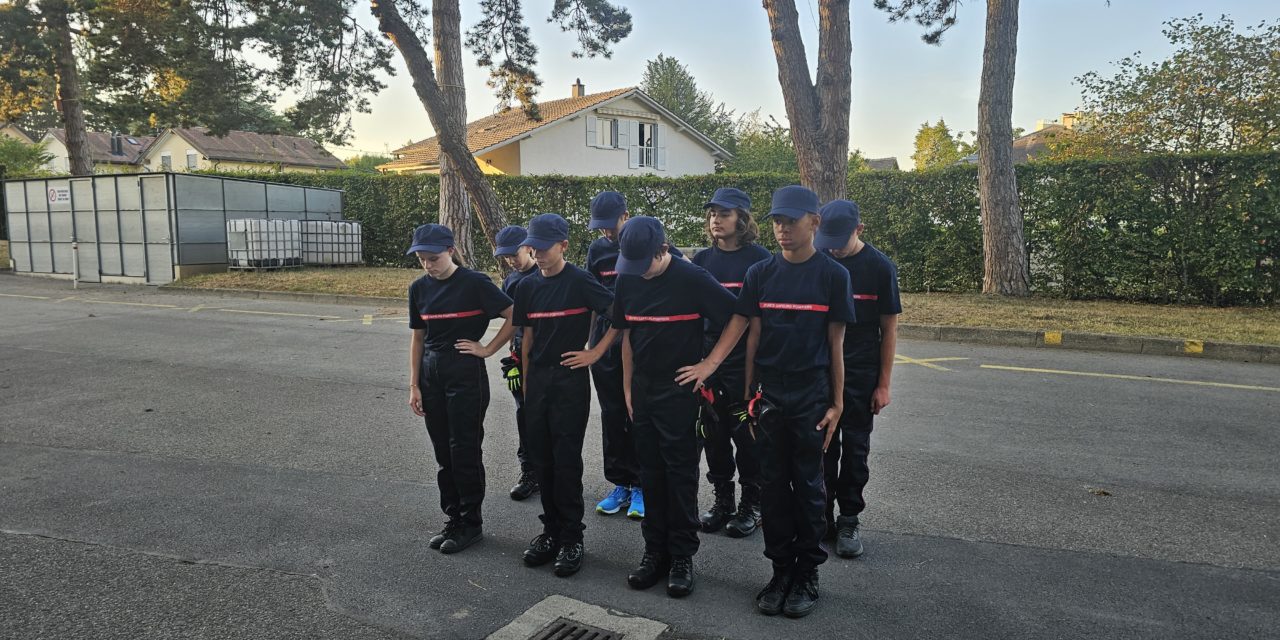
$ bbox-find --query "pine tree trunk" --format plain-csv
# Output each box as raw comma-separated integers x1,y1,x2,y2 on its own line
763,0,851,202
433,0,474,267
43,0,91,176
977,0,1030,295
373,0,507,255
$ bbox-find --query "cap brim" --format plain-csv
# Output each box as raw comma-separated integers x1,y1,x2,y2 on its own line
588,216,621,230
813,229,852,251
406,243,450,255
704,198,745,210
768,207,812,220
520,236,561,251
613,253,650,276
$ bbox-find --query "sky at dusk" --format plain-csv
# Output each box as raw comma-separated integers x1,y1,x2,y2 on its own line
336,0,1278,166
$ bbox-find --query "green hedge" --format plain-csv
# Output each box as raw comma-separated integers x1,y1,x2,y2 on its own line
213,151,1280,305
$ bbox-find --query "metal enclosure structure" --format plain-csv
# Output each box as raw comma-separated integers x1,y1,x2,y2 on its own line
2,173,343,285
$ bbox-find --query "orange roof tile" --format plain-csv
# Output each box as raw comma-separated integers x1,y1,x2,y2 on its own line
382,87,635,170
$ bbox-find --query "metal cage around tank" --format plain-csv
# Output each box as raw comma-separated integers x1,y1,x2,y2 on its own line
1,173,344,285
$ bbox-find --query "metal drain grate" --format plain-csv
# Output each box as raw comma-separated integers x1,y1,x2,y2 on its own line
527,616,623,640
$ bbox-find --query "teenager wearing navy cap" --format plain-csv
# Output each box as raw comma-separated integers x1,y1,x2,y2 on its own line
494,225,541,501
613,216,736,598
512,213,619,577
814,200,901,559
407,223,516,555
678,185,855,618
691,188,771,538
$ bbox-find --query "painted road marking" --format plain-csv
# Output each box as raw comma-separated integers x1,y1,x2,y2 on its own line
323,315,400,323
0,293,51,300
55,296,78,303
1185,339,1204,354
217,308,342,320
363,314,373,325
82,299,181,309
1044,330,1063,345
895,354,969,371
981,364,1280,393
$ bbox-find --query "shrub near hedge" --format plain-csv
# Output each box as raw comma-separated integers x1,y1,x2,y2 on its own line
213,150,1279,305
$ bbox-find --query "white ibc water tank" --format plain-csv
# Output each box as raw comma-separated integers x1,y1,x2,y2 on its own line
301,220,363,265
226,219,302,268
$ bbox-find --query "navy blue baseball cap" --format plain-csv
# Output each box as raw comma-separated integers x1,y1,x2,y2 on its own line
588,191,628,230
768,185,820,219
615,216,667,276
521,213,569,250
493,225,528,257
406,223,454,255
704,187,752,211
815,200,862,250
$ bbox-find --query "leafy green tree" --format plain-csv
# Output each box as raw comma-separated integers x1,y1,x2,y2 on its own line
722,111,796,173
640,54,736,152
344,154,393,173
911,119,969,170
0,135,53,178
1054,14,1280,158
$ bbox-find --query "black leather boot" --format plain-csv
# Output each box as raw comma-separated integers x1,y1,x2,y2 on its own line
553,542,584,577
783,567,819,618
666,555,695,598
428,519,459,550
522,533,558,567
724,484,761,538
756,564,792,616
439,523,482,554
699,482,735,533
509,471,539,501
627,551,671,590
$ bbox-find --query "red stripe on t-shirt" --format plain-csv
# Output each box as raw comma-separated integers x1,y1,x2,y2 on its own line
852,294,879,301
759,302,830,312
599,270,618,277
624,313,702,323
720,282,743,288
420,309,485,320
527,307,590,319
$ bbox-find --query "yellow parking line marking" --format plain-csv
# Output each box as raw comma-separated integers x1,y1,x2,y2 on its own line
363,314,373,325
980,364,1280,393
895,354,967,371
325,315,400,323
82,299,181,308
0,293,51,300
188,305,205,313
1184,339,1204,354
55,296,78,303
217,309,341,320
1044,330,1062,346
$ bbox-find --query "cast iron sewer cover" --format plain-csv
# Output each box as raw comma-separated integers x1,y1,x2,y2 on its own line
526,616,623,640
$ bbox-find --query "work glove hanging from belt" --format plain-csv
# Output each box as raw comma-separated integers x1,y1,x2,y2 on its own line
746,385,776,441
697,386,720,440
500,355,522,394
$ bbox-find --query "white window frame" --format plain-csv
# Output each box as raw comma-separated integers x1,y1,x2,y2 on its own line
185,149,198,170
637,122,655,168
597,118,617,148
160,152,172,171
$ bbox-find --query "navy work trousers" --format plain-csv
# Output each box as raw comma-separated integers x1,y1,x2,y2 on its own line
631,370,702,557
420,349,490,527
756,367,832,570
524,364,591,544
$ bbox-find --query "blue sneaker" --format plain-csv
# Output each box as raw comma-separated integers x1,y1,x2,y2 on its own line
596,485,631,515
627,486,645,520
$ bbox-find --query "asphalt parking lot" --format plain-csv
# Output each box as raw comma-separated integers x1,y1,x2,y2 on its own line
2,274,1277,639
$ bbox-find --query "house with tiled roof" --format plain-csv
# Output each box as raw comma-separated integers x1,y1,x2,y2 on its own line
1,122,37,145
380,81,732,176
38,127,343,174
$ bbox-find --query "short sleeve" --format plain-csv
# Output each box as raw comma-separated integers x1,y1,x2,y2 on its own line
477,272,514,318
828,264,856,324
734,262,763,317
581,270,616,319
696,267,736,327
879,260,902,316
612,276,631,330
408,280,426,330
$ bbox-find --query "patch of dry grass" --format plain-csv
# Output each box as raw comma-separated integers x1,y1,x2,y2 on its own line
171,267,1280,345
0,240,9,270
901,292,1280,345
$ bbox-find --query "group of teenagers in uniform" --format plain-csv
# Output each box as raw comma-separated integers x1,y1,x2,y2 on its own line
405,184,901,619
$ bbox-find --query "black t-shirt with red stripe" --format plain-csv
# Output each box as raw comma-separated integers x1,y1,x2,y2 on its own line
588,236,683,345
512,262,615,367
614,257,736,375
830,242,903,364
734,252,856,372
408,267,513,352
692,242,772,371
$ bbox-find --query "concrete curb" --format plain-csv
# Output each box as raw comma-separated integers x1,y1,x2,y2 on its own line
159,286,1280,365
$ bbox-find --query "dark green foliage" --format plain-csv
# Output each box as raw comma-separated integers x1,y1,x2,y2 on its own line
210,151,1280,305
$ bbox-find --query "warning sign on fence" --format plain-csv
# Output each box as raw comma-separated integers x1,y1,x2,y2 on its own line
47,187,71,204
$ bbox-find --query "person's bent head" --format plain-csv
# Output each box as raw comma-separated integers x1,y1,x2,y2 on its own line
406,223,459,279
589,191,629,242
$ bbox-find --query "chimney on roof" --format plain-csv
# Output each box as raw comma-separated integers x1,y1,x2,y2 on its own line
109,130,124,156
571,78,586,99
